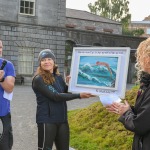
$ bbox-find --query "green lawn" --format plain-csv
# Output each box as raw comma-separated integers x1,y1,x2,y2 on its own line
68,86,139,150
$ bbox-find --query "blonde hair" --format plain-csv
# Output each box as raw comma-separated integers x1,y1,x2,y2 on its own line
135,37,150,81
34,64,60,85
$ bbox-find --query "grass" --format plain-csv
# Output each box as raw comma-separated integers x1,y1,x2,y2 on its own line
68,85,139,150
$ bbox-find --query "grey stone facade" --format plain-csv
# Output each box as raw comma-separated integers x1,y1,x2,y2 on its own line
0,0,66,27
0,0,66,84
0,23,66,75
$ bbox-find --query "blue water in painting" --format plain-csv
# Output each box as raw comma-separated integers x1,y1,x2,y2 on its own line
77,56,118,88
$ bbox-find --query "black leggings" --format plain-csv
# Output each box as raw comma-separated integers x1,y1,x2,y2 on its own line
0,113,13,150
38,122,69,150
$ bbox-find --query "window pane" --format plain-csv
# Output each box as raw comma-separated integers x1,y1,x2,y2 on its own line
26,55,33,60
30,8,33,14
147,28,150,34
30,2,34,8
18,48,34,75
25,1,29,7
25,8,29,14
20,7,24,13
20,1,24,7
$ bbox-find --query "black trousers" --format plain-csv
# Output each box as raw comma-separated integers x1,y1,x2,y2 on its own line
0,113,13,150
38,122,69,150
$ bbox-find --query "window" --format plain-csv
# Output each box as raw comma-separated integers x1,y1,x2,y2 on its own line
18,47,34,75
146,28,150,35
20,0,35,15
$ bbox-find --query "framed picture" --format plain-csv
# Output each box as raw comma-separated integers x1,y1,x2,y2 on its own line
68,47,130,99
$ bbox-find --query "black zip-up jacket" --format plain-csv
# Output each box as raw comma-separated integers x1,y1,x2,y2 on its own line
32,74,80,123
119,84,150,150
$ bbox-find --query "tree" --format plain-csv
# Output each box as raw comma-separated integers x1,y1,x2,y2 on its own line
123,28,144,36
88,0,144,36
88,0,130,22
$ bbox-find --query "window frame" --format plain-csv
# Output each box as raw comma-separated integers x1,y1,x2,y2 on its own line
19,0,35,16
18,47,34,75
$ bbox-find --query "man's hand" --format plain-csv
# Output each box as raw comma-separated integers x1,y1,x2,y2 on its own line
0,70,5,81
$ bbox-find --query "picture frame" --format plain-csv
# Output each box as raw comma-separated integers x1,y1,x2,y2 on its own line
68,47,130,99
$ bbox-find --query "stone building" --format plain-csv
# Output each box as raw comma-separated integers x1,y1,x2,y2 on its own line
0,0,66,84
66,8,122,35
130,21,150,37
129,15,150,37
0,1,146,84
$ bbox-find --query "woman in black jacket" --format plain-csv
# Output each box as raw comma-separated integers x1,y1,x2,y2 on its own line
106,37,150,150
32,49,93,150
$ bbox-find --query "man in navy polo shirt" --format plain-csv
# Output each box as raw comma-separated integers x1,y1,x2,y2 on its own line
0,40,16,150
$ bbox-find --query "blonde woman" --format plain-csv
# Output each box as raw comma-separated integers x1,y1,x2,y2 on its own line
32,49,93,150
106,37,150,150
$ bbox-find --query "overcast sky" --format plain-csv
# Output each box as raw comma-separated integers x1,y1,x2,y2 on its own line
66,0,150,21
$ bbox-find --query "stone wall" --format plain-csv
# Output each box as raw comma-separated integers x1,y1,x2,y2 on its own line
0,22,66,84
66,28,145,48
0,0,66,84
0,0,66,27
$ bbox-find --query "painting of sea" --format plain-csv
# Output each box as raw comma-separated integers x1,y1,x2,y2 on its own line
76,56,120,89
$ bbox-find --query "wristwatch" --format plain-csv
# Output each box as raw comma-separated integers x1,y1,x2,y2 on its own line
0,78,5,82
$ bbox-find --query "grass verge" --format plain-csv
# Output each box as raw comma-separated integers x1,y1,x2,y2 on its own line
68,85,139,150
